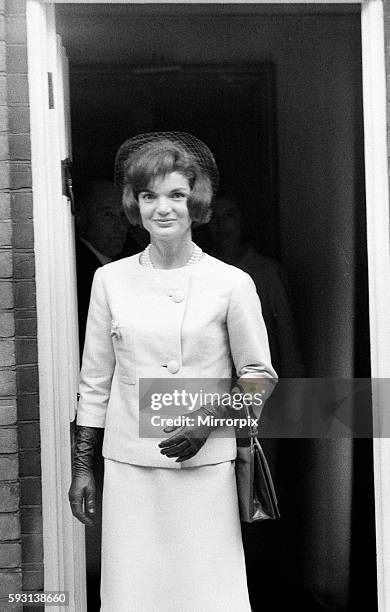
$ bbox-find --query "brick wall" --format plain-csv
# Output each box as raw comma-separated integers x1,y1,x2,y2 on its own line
0,0,43,606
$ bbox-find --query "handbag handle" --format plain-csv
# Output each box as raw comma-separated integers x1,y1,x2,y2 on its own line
231,382,259,438
243,401,259,438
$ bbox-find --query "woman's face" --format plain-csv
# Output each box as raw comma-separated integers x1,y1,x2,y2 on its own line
138,172,192,241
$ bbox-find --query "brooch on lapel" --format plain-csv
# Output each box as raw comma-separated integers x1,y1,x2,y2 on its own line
110,320,122,340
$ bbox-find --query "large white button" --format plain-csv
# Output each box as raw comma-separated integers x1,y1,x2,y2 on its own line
170,289,185,303
167,359,180,374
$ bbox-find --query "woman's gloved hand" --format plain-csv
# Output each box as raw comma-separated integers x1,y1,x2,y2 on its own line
158,403,233,463
68,425,104,527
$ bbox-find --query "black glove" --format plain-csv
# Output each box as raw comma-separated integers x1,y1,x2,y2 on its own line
158,402,234,463
68,425,104,527
158,379,274,462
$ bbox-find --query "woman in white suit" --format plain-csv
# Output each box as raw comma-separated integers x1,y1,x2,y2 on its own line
69,132,277,611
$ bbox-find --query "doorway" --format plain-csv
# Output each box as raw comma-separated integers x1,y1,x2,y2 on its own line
53,2,375,611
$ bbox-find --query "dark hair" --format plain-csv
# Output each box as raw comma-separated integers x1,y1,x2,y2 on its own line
122,140,212,227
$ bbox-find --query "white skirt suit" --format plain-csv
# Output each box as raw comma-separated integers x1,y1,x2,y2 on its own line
76,251,277,612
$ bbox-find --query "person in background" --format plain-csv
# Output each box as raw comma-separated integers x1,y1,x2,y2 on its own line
75,179,128,351
208,193,304,379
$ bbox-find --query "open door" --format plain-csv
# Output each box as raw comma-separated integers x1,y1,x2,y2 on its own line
26,2,86,610
25,1,390,610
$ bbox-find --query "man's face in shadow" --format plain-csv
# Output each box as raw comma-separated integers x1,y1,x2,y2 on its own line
209,196,243,250
78,180,128,259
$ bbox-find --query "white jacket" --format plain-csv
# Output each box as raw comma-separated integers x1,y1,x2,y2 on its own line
76,252,277,468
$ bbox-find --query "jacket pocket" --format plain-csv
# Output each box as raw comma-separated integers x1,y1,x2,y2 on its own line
111,320,136,385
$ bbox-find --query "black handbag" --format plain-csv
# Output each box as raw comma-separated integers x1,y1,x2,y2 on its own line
235,402,281,523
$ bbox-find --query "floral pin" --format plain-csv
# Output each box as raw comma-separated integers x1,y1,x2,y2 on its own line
110,320,121,340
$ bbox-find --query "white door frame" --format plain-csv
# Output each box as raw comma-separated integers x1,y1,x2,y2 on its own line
361,2,390,609
26,3,85,611
26,1,390,611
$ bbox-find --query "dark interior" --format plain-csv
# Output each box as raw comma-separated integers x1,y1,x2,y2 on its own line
69,63,279,255
56,4,376,611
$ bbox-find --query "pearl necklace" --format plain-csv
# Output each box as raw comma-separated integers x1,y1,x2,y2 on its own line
140,242,204,269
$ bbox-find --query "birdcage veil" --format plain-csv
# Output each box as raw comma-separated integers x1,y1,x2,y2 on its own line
114,131,219,195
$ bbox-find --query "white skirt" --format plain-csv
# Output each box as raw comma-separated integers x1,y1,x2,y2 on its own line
101,459,251,612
